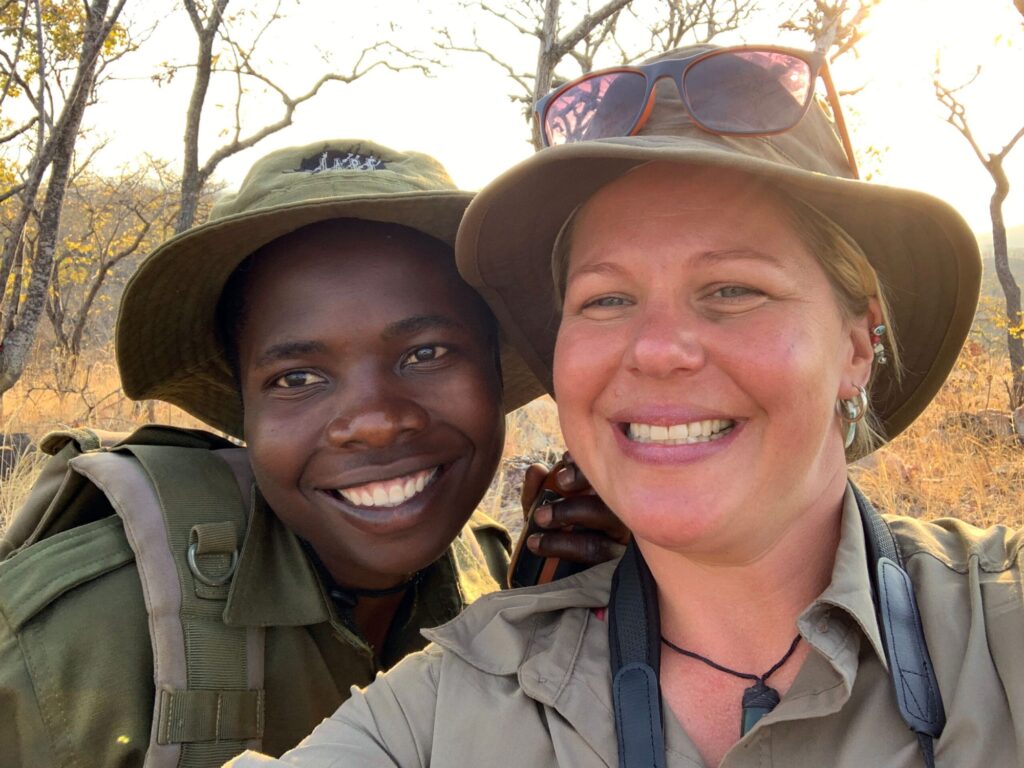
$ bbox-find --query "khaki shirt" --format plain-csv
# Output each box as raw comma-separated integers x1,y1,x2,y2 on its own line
0,494,509,767
230,484,1024,767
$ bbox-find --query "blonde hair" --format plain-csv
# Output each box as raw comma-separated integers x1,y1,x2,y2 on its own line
549,183,901,460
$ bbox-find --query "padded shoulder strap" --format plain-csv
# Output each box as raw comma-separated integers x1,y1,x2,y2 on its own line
854,486,945,767
70,446,264,768
608,541,666,768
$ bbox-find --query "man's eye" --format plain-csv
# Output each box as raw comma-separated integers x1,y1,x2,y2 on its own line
402,345,449,366
272,371,326,388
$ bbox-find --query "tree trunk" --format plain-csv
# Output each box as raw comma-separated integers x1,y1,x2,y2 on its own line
0,0,122,397
532,0,561,150
176,0,229,234
989,159,1024,407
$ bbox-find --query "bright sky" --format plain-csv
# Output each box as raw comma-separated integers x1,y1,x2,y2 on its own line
84,0,1023,235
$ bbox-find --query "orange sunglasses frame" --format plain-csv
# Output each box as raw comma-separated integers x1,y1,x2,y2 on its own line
534,45,859,180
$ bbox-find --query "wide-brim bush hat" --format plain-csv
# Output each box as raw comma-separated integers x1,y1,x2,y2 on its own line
118,139,544,438
456,47,981,452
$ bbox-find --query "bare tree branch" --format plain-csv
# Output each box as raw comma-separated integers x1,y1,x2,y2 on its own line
174,1,433,232
555,0,635,58
0,116,39,146
934,75,989,168
934,60,1024,405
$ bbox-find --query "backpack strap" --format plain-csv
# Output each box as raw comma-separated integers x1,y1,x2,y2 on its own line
608,541,666,768
70,445,264,768
853,486,945,768
608,486,944,768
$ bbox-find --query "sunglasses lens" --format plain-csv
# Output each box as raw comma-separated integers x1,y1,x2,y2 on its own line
543,71,647,145
683,51,812,134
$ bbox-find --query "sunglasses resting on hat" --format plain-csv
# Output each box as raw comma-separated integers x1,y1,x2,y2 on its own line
533,45,859,178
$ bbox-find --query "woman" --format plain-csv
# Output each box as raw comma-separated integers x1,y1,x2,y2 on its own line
228,47,1015,768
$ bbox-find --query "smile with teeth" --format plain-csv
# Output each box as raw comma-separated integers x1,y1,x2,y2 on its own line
627,419,734,444
329,467,439,508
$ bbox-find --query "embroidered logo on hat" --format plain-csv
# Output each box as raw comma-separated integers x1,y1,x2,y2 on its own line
291,149,386,174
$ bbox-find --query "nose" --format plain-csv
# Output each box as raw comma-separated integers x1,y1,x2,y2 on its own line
324,376,429,450
624,304,705,378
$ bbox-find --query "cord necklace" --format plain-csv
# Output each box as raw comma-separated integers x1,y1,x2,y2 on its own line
661,633,802,735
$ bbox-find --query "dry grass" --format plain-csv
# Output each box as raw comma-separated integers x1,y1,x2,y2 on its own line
2,326,1022,539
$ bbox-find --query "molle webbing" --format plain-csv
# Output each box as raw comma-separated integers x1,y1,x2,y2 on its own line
71,445,264,767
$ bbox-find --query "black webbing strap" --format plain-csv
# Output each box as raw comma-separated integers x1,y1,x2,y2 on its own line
608,487,945,767
854,485,945,768
609,541,666,768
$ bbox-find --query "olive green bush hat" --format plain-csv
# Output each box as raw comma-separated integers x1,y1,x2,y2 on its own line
118,139,544,438
455,47,982,448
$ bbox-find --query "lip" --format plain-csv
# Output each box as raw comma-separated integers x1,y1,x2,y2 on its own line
610,416,742,465
313,461,453,536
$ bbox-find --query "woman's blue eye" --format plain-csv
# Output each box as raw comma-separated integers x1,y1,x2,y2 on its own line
402,345,449,366
710,285,763,300
586,295,630,308
272,371,325,388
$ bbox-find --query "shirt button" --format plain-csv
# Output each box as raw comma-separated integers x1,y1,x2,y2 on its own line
816,619,830,633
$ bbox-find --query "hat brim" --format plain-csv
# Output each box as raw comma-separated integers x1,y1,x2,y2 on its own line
455,136,981,448
118,190,545,438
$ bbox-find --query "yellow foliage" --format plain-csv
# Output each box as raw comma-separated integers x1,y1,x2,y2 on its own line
0,0,130,82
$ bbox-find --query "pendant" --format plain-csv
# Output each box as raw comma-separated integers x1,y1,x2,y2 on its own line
740,679,781,735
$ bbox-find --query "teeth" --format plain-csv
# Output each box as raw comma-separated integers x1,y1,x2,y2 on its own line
334,467,438,508
627,419,734,445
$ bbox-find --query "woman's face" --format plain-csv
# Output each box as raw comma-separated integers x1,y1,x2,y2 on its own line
237,224,505,589
553,164,873,562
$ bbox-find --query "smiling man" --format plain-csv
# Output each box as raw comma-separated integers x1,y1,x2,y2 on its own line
0,140,621,768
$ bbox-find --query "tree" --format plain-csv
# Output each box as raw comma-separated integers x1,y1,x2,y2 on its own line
781,0,882,56
0,0,132,400
44,160,181,391
933,2,1024,408
171,0,429,232
437,0,759,149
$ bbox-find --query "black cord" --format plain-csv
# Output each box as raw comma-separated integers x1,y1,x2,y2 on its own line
660,633,802,685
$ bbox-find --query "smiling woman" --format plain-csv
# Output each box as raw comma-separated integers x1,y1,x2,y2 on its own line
221,44,1024,768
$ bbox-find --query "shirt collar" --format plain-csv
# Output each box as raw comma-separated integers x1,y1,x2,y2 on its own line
223,492,331,627
222,493,503,629
798,482,887,668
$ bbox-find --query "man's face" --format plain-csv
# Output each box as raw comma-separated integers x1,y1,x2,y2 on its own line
236,222,505,589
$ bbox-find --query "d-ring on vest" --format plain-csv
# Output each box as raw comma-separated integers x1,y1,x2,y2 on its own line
608,486,946,768
6,426,268,768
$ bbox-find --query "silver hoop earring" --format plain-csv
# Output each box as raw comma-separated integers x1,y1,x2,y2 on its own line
836,385,868,449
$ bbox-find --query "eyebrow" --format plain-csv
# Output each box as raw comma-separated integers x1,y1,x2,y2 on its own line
381,314,463,340
254,340,328,369
695,249,786,267
568,249,786,280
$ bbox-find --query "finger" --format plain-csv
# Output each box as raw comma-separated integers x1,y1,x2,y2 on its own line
527,531,627,565
520,463,550,517
552,459,592,494
538,498,630,543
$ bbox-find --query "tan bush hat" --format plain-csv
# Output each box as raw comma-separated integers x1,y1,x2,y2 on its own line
118,139,544,438
456,49,982,447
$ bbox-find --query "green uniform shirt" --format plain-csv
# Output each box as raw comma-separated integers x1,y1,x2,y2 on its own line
0,493,510,768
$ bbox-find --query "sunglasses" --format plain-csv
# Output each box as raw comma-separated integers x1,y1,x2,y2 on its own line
534,45,859,179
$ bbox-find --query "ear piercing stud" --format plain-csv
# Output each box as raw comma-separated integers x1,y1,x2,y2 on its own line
871,324,888,366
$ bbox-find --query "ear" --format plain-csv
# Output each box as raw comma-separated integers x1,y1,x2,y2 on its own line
838,299,879,400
